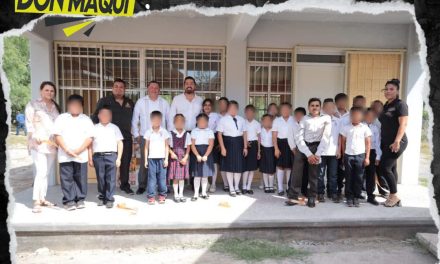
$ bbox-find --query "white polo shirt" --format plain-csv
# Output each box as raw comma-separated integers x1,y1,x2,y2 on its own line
169,129,191,148
322,115,341,156
92,123,123,153
272,116,296,139
216,114,246,137
340,123,372,156
368,123,382,160
53,113,94,163
208,112,221,131
191,127,215,145
245,119,261,141
260,128,273,148
143,127,170,159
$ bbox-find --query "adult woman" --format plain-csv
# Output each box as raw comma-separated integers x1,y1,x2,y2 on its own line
25,81,60,213
378,79,408,207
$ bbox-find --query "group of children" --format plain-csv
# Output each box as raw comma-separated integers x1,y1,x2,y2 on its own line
54,91,384,210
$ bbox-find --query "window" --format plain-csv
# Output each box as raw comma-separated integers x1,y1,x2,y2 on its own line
247,49,293,118
55,43,225,115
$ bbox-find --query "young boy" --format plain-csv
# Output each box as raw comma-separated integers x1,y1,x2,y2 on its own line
334,93,349,199
293,107,307,196
88,105,123,208
340,107,372,207
144,111,170,205
319,99,341,203
54,94,94,211
364,108,382,205
217,100,248,197
242,105,261,194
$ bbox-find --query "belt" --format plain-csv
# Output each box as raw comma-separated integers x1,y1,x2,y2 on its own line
94,152,116,156
305,141,320,146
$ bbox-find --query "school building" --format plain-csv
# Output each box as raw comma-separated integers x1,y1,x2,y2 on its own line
24,8,425,186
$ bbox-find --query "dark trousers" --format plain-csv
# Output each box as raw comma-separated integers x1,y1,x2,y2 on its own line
119,139,132,189
376,166,390,195
365,150,377,198
319,156,338,196
60,162,88,205
337,158,345,194
288,143,319,199
147,158,167,198
138,138,148,189
380,138,408,194
344,154,365,199
301,165,308,196
93,153,117,202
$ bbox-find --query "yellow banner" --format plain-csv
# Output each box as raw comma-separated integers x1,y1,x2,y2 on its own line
15,0,136,17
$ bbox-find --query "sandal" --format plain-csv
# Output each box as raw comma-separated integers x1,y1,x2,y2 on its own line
32,203,42,213
384,195,401,207
41,200,57,207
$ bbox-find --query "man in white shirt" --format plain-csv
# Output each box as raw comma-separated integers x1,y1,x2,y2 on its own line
132,80,170,195
54,95,94,211
287,98,331,208
168,76,203,131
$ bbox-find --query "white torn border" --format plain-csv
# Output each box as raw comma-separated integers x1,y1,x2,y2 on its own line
0,0,437,262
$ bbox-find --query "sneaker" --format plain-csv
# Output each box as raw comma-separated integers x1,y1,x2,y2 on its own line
158,196,166,204
318,194,325,203
180,197,187,203
347,199,354,207
174,197,181,203
106,202,114,209
64,203,76,211
354,198,360,207
307,197,316,208
97,200,105,206
367,197,379,206
147,197,155,205
209,185,216,193
121,187,134,195
136,188,146,195
76,200,85,209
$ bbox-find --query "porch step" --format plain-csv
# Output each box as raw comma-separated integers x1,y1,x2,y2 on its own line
416,233,438,257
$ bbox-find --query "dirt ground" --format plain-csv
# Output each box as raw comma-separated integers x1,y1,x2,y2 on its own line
15,238,436,264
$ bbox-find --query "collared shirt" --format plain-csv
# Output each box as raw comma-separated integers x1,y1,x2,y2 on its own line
296,114,332,157
272,116,296,139
245,119,261,141
53,113,95,163
132,96,170,138
339,112,351,127
322,115,341,156
169,129,191,148
260,128,273,148
216,114,246,137
191,127,215,145
169,93,203,131
340,123,372,155
92,123,123,153
379,98,408,144
25,98,60,154
143,127,170,159
335,109,349,118
92,95,134,141
208,112,221,131
16,113,25,124
368,123,382,160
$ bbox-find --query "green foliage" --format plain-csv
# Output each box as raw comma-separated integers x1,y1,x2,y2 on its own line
2,36,31,116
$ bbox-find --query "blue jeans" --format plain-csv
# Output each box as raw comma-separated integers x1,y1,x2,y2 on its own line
318,156,338,195
16,123,27,136
147,158,167,198
344,154,365,199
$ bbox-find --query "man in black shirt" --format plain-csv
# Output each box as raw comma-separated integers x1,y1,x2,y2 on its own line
92,79,135,195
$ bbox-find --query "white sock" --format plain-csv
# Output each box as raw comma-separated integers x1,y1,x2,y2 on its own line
284,169,291,191
211,164,218,188
276,168,284,192
234,173,241,192
247,171,254,190
242,171,249,189
173,183,179,198
226,172,234,192
269,174,274,188
221,171,229,188
201,178,208,196
263,173,269,188
194,177,201,197
178,180,184,197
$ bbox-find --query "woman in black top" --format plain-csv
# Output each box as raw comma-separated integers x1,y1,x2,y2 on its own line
378,79,408,207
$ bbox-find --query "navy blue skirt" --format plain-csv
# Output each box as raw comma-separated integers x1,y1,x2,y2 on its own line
190,145,214,177
244,140,258,171
213,132,221,164
220,136,244,173
260,146,276,174
276,138,292,169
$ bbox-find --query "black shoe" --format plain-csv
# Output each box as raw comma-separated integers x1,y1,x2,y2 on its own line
331,194,340,203
191,197,198,201
278,191,285,196
248,189,254,195
223,186,230,192
264,187,269,193
354,198,360,207
285,200,298,206
229,192,237,197
136,188,146,195
97,200,105,206
367,197,379,206
174,197,181,203
347,199,354,207
270,188,275,193
121,187,134,195
180,197,187,203
318,194,325,203
358,194,366,200
307,197,315,208
236,190,242,195
201,195,209,200
106,202,114,209
242,189,248,194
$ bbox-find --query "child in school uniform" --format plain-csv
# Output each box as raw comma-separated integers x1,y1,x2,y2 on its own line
260,114,276,193
88,105,123,208
168,114,191,203
293,107,307,197
340,107,372,207
202,98,222,193
272,102,297,196
242,105,261,195
53,94,94,211
216,97,230,192
190,113,215,201
217,100,248,197
364,108,381,206
144,111,170,205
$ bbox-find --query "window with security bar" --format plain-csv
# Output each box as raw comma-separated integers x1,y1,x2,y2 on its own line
248,50,293,118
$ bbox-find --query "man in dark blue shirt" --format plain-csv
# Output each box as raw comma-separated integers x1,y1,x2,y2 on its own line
15,112,26,136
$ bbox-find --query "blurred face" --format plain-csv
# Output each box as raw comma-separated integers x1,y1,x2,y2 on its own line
40,84,56,101
98,109,112,124
371,102,383,115
280,105,291,118
112,81,125,98
294,112,305,123
197,117,208,129
174,116,185,130
262,116,272,128
353,97,366,108
323,102,336,116
308,101,321,117
203,101,213,114
364,111,375,124
268,105,278,116
384,84,399,101
151,116,162,127
67,101,83,116
228,104,238,116
148,83,160,99
218,100,228,114
336,98,348,111
184,79,196,94
245,108,255,120
350,111,363,124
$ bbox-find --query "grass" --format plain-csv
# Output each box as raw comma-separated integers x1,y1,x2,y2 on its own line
419,177,429,187
209,238,308,262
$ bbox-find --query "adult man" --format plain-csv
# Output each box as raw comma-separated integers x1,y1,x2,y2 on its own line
168,76,203,131
92,79,135,195
132,80,170,195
